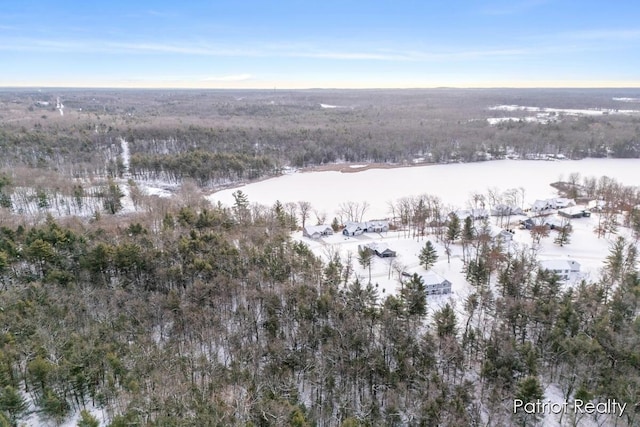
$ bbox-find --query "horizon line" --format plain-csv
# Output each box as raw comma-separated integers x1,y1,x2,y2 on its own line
3,84,640,91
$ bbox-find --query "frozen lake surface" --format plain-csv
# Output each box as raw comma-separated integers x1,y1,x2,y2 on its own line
208,158,640,218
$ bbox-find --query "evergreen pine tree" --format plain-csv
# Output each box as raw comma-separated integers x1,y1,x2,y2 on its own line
419,240,438,270
447,213,461,242
0,386,28,426
553,220,572,246
401,273,427,317
77,410,100,427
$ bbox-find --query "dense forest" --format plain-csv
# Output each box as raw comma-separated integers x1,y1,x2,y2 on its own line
0,189,638,425
1,88,640,189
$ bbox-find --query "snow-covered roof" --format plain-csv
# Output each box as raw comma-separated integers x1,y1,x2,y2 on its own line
303,224,333,235
558,206,587,216
362,242,390,252
553,198,575,207
491,204,524,216
531,199,551,210
420,271,451,286
453,208,489,220
540,259,580,272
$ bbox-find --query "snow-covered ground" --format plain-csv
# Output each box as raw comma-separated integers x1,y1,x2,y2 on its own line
293,210,630,309
21,398,108,427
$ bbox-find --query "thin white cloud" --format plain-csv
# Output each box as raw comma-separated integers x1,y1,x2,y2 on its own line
202,73,253,82
0,36,530,62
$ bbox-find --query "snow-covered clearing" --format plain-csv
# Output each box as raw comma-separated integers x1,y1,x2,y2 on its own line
487,103,640,126
320,103,350,109
489,104,640,116
56,97,64,116
613,97,640,103
118,138,136,213
120,137,130,173
487,116,552,125
293,210,630,310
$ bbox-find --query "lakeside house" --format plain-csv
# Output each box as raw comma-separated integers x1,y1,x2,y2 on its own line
558,206,591,219
303,224,334,239
453,208,489,221
358,242,397,258
343,220,390,236
540,259,581,281
403,271,452,295
488,226,515,243
530,198,576,214
420,271,452,295
491,204,524,216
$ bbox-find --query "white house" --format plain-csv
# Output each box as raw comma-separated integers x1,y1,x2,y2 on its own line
453,208,489,221
343,220,390,236
487,226,514,243
364,220,390,233
343,222,364,236
303,224,334,239
551,198,576,209
540,259,581,281
420,271,452,295
531,199,554,213
530,198,576,213
491,204,524,217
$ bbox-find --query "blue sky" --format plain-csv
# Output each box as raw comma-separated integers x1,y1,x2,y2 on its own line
1,0,639,88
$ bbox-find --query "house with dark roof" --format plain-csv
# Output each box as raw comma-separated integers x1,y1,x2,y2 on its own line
303,225,334,239
359,242,397,258
558,207,590,219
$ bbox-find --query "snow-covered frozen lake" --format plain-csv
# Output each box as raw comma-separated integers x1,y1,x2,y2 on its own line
208,158,640,218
